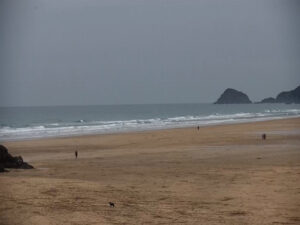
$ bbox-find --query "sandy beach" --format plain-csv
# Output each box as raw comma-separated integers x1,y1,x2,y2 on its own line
0,118,300,225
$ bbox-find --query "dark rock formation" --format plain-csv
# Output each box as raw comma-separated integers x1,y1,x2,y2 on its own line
258,97,277,104
0,145,33,172
215,88,252,104
276,86,300,104
0,164,6,172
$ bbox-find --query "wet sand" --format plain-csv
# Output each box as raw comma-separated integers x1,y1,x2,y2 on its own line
0,118,300,225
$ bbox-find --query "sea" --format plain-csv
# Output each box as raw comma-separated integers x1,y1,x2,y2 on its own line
0,103,300,141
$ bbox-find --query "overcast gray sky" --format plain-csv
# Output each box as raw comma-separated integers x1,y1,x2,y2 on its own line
0,0,299,106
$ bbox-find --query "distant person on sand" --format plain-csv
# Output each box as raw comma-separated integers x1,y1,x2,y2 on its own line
197,126,200,131
75,150,78,159
262,133,266,140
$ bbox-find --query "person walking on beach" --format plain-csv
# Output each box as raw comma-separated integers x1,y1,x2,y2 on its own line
75,150,78,159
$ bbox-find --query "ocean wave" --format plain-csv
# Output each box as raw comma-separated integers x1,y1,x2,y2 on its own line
264,109,300,113
75,119,85,123
1,109,300,141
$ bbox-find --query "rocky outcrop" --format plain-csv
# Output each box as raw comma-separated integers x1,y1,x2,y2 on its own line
0,164,6,172
215,88,252,104
0,145,34,172
276,86,300,104
258,97,277,104
215,85,300,104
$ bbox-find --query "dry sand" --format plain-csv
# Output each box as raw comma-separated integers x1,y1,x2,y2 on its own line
0,118,300,225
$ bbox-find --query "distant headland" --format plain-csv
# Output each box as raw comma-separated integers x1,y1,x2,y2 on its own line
214,88,252,104
215,85,300,104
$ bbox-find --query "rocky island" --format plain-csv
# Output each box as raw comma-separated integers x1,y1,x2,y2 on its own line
276,85,300,104
258,97,277,104
214,88,252,104
257,85,300,104
215,85,300,104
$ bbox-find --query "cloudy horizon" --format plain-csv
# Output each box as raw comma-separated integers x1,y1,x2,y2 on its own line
1,0,299,107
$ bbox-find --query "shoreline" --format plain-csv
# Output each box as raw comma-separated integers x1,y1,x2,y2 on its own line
1,115,300,143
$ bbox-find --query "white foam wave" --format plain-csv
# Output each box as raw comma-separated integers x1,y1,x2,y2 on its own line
1,109,300,141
